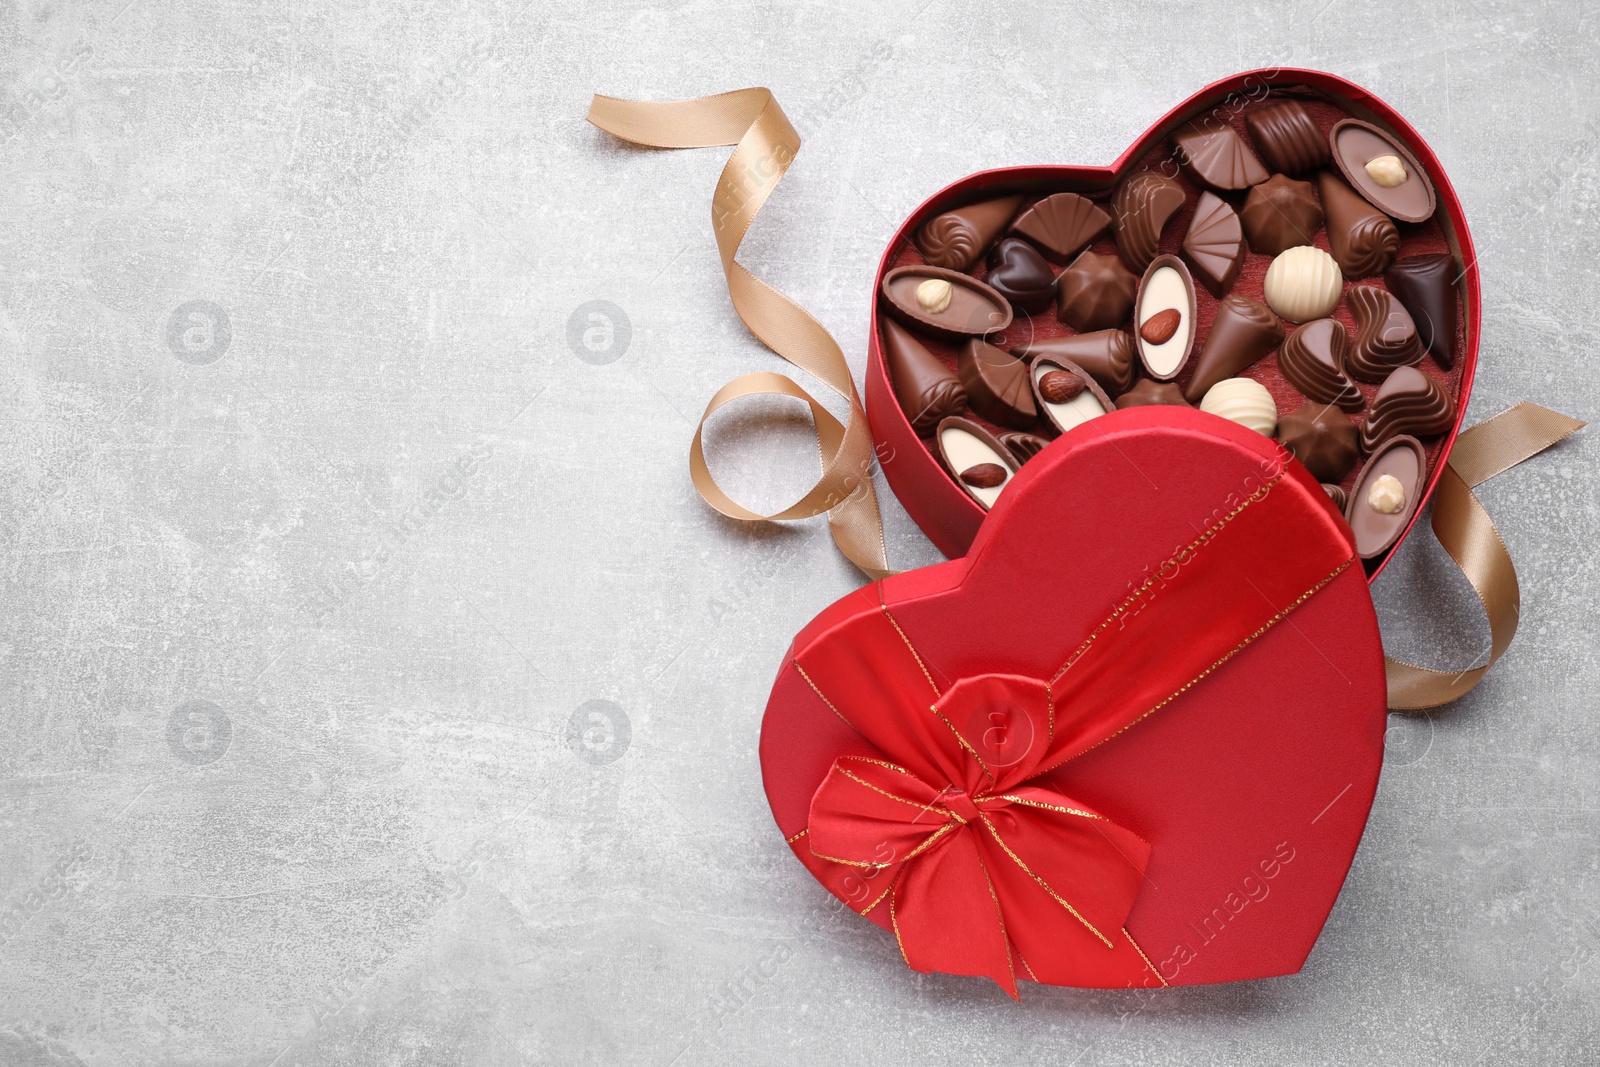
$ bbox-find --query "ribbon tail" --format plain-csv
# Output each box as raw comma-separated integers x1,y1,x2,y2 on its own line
891,829,1019,998
1385,403,1584,710
587,89,892,581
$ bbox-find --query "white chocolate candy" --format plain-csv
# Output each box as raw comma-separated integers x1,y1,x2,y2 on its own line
1367,473,1406,513
1136,262,1192,378
1031,361,1107,432
938,423,1011,508
1262,245,1344,322
916,278,952,314
1365,154,1407,188
1199,377,1278,435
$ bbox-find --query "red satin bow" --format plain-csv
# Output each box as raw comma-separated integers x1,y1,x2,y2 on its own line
790,468,1355,996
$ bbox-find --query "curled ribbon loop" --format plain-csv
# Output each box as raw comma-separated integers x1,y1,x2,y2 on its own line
587,89,891,579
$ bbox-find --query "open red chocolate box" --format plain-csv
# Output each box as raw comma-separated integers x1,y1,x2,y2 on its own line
863,68,1478,574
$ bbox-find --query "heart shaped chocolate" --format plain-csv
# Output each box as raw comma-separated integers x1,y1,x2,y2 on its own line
984,237,1057,313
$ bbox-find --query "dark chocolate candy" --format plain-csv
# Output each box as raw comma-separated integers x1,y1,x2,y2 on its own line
1323,483,1348,510
998,431,1052,464
1385,254,1458,368
1347,435,1425,559
1346,285,1423,383
1317,171,1399,279
1182,295,1285,403
1055,250,1137,332
935,416,1019,510
914,195,1024,271
984,237,1056,313
1009,192,1111,260
1010,331,1136,397
1360,365,1456,453
1246,101,1331,176
958,339,1039,430
1240,174,1324,256
1115,379,1190,409
1173,125,1269,191
1277,403,1360,483
1134,255,1197,381
881,265,1013,340
1029,358,1114,436
880,318,968,436
1330,119,1436,224
1181,191,1245,298
1111,171,1185,272
1279,318,1363,413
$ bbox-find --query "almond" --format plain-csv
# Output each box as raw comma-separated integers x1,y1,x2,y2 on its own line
1140,307,1182,345
958,463,1007,489
1037,370,1086,404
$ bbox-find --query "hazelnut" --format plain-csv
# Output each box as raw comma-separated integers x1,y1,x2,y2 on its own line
916,278,953,314
1365,154,1408,188
1367,474,1406,514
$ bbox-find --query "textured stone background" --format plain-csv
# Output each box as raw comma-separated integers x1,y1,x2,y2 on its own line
1,1,1595,1064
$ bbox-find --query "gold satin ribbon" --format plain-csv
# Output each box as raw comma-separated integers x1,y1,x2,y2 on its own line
588,87,1586,710
587,89,891,579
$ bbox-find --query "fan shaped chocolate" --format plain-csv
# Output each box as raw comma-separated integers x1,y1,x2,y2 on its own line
1173,125,1269,191
1280,318,1363,412
1318,171,1399,279
1346,285,1423,382
1009,192,1111,260
1241,174,1323,256
958,339,1039,430
1181,192,1245,297
1183,295,1285,403
1029,358,1114,436
1055,250,1137,332
984,237,1056,313
1385,254,1458,368
880,319,967,435
1331,119,1436,223
1277,403,1360,483
1347,435,1425,558
935,416,1019,510
1111,171,1185,272
1011,331,1136,397
1360,365,1456,452
1246,101,1331,175
914,195,1024,271
881,265,1012,340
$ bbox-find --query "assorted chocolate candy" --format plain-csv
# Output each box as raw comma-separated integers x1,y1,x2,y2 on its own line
877,90,1464,570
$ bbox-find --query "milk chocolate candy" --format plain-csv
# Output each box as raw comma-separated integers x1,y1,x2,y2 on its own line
1181,192,1245,298
998,431,1051,464
1279,318,1364,412
1173,125,1269,191
1134,255,1198,381
1330,119,1437,223
1240,174,1324,256
1346,285,1423,382
985,237,1057,314
1009,192,1111,260
1111,171,1186,272
1183,295,1285,403
914,195,1024,271
1360,365,1456,453
1317,171,1399,279
936,416,1019,510
1115,379,1190,409
1056,250,1137,332
1385,254,1458,368
958,339,1039,430
1011,331,1137,397
1029,358,1114,436
1323,483,1348,510
880,318,968,436
1246,101,1331,176
1277,403,1360,483
881,265,1013,340
1347,435,1425,558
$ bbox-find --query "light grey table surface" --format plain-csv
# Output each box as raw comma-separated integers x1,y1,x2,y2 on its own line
1,1,1595,1064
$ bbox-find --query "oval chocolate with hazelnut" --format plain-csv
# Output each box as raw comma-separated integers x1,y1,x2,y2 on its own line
959,462,1008,489
1037,369,1086,404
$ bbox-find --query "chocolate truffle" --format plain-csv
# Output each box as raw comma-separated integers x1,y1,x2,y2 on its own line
1183,295,1285,403
1198,378,1277,436
1347,435,1425,558
1181,192,1245,297
1262,245,1343,323
1246,101,1331,176
1009,192,1111,260
1240,174,1324,256
1115,379,1190,409
880,318,968,435
984,237,1056,313
958,339,1039,430
914,195,1024,271
1111,171,1186,272
936,416,1019,510
1346,285,1423,382
1280,318,1364,413
1011,331,1137,397
1330,119,1436,224
1385,254,1458,368
1056,250,1137,332
1173,125,1269,191
1360,365,1456,453
1317,171,1399,279
1277,403,1360,483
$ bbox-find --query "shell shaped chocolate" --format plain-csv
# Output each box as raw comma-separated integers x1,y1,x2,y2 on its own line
1181,191,1245,297
1173,126,1269,191
913,195,1024,271
1009,192,1111,260
1111,171,1186,272
1246,101,1331,175
1346,285,1423,382
1199,377,1277,436
1280,318,1364,412
1360,365,1456,452
1318,171,1399,279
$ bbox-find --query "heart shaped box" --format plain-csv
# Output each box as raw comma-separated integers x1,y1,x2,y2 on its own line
864,69,1479,573
761,407,1387,986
